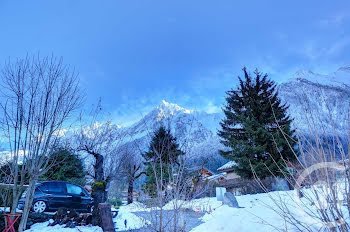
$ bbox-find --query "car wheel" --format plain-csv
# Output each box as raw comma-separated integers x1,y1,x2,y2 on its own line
33,200,47,213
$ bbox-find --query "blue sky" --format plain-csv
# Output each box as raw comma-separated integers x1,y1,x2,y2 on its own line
0,0,349,125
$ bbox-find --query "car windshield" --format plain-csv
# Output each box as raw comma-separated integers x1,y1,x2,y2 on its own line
67,184,84,195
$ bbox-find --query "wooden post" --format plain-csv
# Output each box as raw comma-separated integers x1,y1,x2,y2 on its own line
98,203,114,232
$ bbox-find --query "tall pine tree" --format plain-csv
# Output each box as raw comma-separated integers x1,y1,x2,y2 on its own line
142,126,184,197
218,68,297,179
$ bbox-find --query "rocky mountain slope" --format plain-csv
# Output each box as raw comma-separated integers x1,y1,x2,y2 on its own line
278,66,350,135
121,100,226,170
119,66,350,170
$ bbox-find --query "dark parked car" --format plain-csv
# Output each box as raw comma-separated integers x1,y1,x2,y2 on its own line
18,181,94,213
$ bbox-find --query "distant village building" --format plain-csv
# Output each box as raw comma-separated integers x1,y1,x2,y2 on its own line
217,161,240,180
190,161,247,196
189,167,224,197
216,161,245,195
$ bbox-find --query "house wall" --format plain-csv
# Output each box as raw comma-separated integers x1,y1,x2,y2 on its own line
226,171,240,180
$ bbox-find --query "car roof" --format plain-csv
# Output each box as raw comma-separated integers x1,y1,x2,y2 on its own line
37,181,81,186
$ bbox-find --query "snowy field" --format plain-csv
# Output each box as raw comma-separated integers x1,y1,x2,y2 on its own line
24,221,103,232
113,188,347,232
109,192,291,231
113,206,151,231
190,193,290,232
111,193,286,232
20,187,346,232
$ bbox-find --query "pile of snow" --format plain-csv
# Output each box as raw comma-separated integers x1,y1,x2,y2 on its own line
162,197,223,212
116,201,149,212
189,188,349,232
113,206,151,231
189,193,293,232
24,221,102,232
190,204,277,232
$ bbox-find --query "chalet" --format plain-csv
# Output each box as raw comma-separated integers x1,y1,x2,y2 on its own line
197,167,215,179
216,161,244,195
217,161,240,180
192,167,227,183
188,167,226,197
191,164,245,196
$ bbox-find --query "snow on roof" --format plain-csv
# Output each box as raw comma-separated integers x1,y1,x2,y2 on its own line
206,173,226,181
217,161,237,171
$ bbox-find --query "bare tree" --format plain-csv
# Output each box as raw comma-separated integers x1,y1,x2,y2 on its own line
0,54,82,231
75,104,125,225
119,145,144,204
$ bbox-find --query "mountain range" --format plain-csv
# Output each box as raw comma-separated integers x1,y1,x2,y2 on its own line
2,66,347,171
120,66,350,170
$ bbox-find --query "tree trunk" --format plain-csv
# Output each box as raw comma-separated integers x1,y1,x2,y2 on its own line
92,186,107,226
10,187,20,214
127,178,134,204
91,152,107,226
18,176,37,232
10,162,20,214
94,153,104,182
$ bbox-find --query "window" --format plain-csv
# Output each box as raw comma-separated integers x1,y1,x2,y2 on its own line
66,184,84,195
37,183,50,193
48,182,65,193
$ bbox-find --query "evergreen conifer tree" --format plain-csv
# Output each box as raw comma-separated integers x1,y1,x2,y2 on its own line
143,126,184,197
41,149,86,186
218,68,297,179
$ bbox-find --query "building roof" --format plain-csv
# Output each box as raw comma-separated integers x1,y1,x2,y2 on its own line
205,173,226,181
217,161,237,172
190,166,215,175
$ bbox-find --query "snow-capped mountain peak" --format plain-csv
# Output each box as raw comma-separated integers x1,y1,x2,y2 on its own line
156,100,192,119
288,67,350,88
279,66,350,134
337,65,350,73
293,69,315,79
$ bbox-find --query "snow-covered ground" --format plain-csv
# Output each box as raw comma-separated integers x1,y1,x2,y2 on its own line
113,205,151,231
189,188,349,232
22,185,348,232
112,187,348,232
190,193,290,232
24,221,103,232
110,192,295,231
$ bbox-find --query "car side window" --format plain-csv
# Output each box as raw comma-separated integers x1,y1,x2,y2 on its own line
66,184,84,196
48,182,65,193
37,183,49,193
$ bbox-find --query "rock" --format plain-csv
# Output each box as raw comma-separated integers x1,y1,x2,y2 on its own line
223,192,240,208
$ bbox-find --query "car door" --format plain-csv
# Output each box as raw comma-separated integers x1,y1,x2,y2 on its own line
34,182,51,201
66,183,84,210
47,182,69,209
